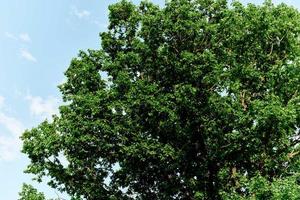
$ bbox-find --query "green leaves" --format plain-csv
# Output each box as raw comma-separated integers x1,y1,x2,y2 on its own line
220,174,300,200
21,0,300,199
19,184,46,200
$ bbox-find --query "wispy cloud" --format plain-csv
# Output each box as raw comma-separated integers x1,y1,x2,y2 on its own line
26,95,59,119
68,6,106,29
20,49,37,62
0,98,24,161
19,33,31,42
0,136,22,161
5,32,36,63
71,6,91,19
0,113,24,137
5,32,31,42
5,32,18,40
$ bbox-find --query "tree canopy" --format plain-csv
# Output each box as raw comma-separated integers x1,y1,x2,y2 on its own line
21,0,300,199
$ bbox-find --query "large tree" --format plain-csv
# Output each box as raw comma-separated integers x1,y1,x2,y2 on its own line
21,0,300,199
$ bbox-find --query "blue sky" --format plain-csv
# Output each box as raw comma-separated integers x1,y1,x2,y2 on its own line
0,0,298,199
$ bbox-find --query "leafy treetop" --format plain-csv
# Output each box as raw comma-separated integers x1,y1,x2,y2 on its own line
22,0,300,199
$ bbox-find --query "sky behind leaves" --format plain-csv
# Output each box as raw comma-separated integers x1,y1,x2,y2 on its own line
0,0,298,199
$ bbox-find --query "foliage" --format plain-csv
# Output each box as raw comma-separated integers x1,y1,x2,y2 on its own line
220,174,300,199
19,184,46,200
21,0,300,199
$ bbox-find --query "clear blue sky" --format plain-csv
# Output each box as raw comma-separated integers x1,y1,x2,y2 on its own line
0,0,298,199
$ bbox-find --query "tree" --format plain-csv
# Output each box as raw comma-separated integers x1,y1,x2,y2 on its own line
19,184,46,200
21,0,300,199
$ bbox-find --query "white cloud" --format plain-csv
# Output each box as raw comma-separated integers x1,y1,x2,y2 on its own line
19,33,31,42
71,6,91,19
0,136,21,161
5,32,31,43
0,113,24,137
20,49,37,62
5,32,18,40
26,95,59,119
68,6,104,28
0,99,24,161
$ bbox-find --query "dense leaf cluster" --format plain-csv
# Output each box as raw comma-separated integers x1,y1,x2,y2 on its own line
21,0,300,199
19,184,46,200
